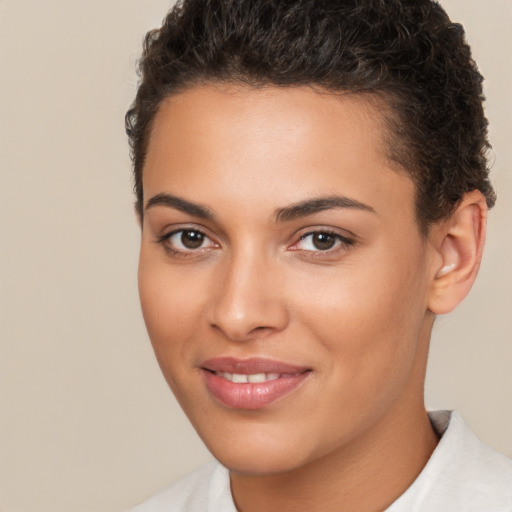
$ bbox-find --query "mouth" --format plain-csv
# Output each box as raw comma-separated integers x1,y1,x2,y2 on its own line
213,371,290,383
200,357,311,410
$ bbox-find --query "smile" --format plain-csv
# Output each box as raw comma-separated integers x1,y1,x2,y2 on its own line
200,358,311,410
215,372,290,383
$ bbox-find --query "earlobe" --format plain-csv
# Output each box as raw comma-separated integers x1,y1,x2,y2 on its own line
428,190,487,315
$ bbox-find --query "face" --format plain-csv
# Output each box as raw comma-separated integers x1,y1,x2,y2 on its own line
138,84,437,475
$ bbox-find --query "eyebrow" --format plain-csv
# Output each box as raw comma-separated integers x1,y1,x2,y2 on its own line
145,192,375,223
145,193,214,219
275,196,376,223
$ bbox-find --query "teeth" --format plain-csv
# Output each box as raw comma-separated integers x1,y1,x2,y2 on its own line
248,373,266,383
217,372,287,383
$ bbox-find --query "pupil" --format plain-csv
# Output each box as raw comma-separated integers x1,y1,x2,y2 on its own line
181,230,204,249
313,233,335,250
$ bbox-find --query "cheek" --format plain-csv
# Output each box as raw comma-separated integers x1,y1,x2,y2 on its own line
288,247,429,389
281,263,428,449
137,253,206,373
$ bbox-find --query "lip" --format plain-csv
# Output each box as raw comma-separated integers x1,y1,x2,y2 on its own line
200,357,311,410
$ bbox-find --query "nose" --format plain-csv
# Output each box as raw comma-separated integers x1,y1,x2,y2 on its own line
206,249,289,341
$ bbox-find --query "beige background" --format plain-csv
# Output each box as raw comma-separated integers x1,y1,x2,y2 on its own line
0,1,510,511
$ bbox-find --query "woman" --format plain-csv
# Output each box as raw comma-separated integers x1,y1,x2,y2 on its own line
126,0,512,510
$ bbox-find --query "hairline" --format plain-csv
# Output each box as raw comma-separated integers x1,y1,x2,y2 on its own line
136,79,431,234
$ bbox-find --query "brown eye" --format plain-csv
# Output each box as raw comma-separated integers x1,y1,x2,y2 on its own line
160,228,216,253
180,230,205,249
311,232,336,250
293,230,353,253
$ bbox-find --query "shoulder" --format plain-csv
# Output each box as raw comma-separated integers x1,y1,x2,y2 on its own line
388,410,512,512
128,460,235,512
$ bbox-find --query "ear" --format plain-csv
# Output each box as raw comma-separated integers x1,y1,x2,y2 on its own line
428,190,487,315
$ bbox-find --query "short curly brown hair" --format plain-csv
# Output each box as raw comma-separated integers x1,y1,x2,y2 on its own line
126,0,495,233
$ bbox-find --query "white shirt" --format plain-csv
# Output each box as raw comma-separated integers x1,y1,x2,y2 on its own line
130,411,512,511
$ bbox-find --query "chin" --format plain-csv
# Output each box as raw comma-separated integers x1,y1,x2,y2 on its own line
195,419,318,476
213,446,307,476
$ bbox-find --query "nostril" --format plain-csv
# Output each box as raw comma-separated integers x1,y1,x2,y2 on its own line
206,280,289,341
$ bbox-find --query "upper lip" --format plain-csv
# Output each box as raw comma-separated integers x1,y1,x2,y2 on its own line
200,357,310,375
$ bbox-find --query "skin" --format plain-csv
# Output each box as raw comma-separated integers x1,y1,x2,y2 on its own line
138,84,484,511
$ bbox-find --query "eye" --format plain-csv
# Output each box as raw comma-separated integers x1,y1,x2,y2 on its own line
293,231,353,252
157,228,218,254
171,229,207,249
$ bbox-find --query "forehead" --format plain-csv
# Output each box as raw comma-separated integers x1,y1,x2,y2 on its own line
147,84,392,167
143,84,415,225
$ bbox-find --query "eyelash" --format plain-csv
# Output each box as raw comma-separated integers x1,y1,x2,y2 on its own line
155,228,217,257
155,227,354,258
292,230,354,255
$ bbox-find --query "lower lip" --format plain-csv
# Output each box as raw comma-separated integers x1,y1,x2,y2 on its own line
202,370,310,410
